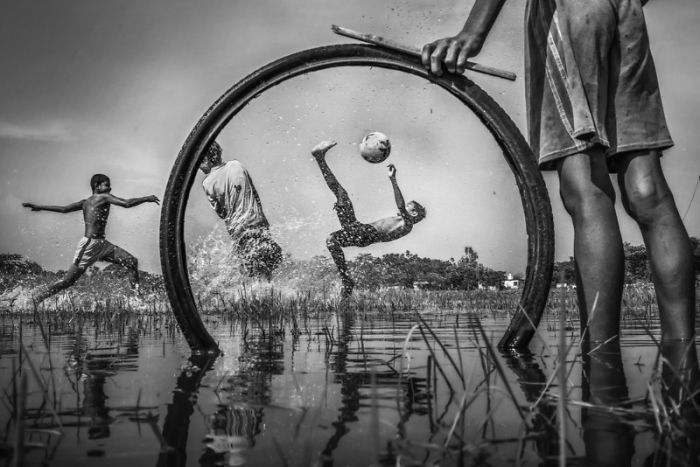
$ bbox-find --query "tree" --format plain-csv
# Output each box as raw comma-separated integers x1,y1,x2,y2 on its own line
623,242,650,283
551,257,576,286
463,246,478,264
0,253,43,276
349,253,385,290
456,246,480,290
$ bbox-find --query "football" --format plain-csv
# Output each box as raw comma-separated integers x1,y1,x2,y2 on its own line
359,132,391,163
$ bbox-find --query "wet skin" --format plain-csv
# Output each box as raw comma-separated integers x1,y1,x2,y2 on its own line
311,140,426,297
21,180,160,300
23,180,159,239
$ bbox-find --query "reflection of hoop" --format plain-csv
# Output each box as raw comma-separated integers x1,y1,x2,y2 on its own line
160,44,554,353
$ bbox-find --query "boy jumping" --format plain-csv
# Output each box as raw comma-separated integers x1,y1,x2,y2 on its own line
20,174,159,305
199,141,283,280
311,140,426,297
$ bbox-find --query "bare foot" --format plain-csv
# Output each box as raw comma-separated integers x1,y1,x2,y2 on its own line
311,140,337,160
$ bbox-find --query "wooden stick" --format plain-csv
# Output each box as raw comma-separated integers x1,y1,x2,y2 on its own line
331,24,516,81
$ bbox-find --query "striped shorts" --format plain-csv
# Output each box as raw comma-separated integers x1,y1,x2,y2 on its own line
525,0,673,170
72,237,132,269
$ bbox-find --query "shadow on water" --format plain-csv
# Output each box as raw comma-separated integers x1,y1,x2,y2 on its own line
199,328,282,467
157,353,216,467
1,309,699,466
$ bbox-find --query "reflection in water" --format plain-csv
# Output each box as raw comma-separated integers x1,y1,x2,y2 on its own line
646,340,700,467
319,312,431,466
157,354,216,467
320,312,361,465
506,339,700,467
581,340,634,467
66,323,141,449
502,351,558,462
83,327,139,441
82,370,111,441
504,342,635,466
5,312,700,466
201,328,284,466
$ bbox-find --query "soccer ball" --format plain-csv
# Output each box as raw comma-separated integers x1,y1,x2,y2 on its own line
359,132,391,163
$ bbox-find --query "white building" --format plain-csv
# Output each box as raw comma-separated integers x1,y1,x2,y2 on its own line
503,273,520,289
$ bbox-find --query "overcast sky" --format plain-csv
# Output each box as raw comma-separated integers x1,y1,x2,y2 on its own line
1,0,698,275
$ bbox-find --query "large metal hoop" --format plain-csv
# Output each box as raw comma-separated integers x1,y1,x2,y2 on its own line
159,44,554,353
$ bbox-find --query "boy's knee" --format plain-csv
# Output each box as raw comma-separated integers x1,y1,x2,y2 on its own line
59,275,78,289
326,234,339,249
559,183,615,219
623,179,674,224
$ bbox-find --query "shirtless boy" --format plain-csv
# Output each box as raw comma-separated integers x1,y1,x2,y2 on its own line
311,140,426,297
21,174,159,304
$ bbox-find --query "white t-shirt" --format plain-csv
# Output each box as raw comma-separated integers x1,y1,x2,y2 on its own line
202,160,269,240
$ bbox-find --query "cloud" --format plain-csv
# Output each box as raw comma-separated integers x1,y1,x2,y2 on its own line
0,121,74,142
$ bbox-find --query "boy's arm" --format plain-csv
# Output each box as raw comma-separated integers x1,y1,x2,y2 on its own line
421,0,506,76
22,200,84,213
207,195,227,219
387,164,409,217
105,194,160,208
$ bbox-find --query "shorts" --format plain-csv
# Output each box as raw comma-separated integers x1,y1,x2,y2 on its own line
332,222,382,248
525,0,673,170
333,199,358,227
235,228,283,278
72,237,132,269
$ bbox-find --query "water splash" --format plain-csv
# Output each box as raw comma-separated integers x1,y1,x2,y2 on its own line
187,225,342,306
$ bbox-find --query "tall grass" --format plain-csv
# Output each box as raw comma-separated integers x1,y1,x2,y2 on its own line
3,279,697,466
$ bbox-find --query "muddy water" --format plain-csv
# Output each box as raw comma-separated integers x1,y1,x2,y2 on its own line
0,310,697,467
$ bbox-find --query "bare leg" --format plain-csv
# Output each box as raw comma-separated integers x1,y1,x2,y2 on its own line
557,148,624,342
580,339,633,466
34,264,85,302
107,247,140,290
313,141,357,297
656,339,700,466
326,232,355,298
659,339,700,405
312,141,353,213
617,150,695,340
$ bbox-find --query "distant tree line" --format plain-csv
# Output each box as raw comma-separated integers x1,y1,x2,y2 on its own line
345,246,510,291
2,236,698,293
552,237,700,286
0,253,164,294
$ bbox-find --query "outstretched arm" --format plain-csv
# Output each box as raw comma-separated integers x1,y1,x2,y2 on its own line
105,194,160,208
387,164,408,216
22,200,84,213
421,0,506,76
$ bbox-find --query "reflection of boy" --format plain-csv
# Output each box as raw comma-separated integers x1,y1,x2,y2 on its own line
422,0,695,343
20,174,159,304
199,142,282,280
311,140,426,297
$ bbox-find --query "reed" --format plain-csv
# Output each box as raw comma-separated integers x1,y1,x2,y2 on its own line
3,280,695,466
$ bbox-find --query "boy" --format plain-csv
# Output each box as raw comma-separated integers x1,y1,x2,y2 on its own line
311,140,426,297
20,174,159,305
199,141,282,280
421,0,695,343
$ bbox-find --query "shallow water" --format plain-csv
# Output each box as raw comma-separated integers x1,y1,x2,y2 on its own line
1,309,698,467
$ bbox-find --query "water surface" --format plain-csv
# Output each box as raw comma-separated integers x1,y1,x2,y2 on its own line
1,309,698,466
